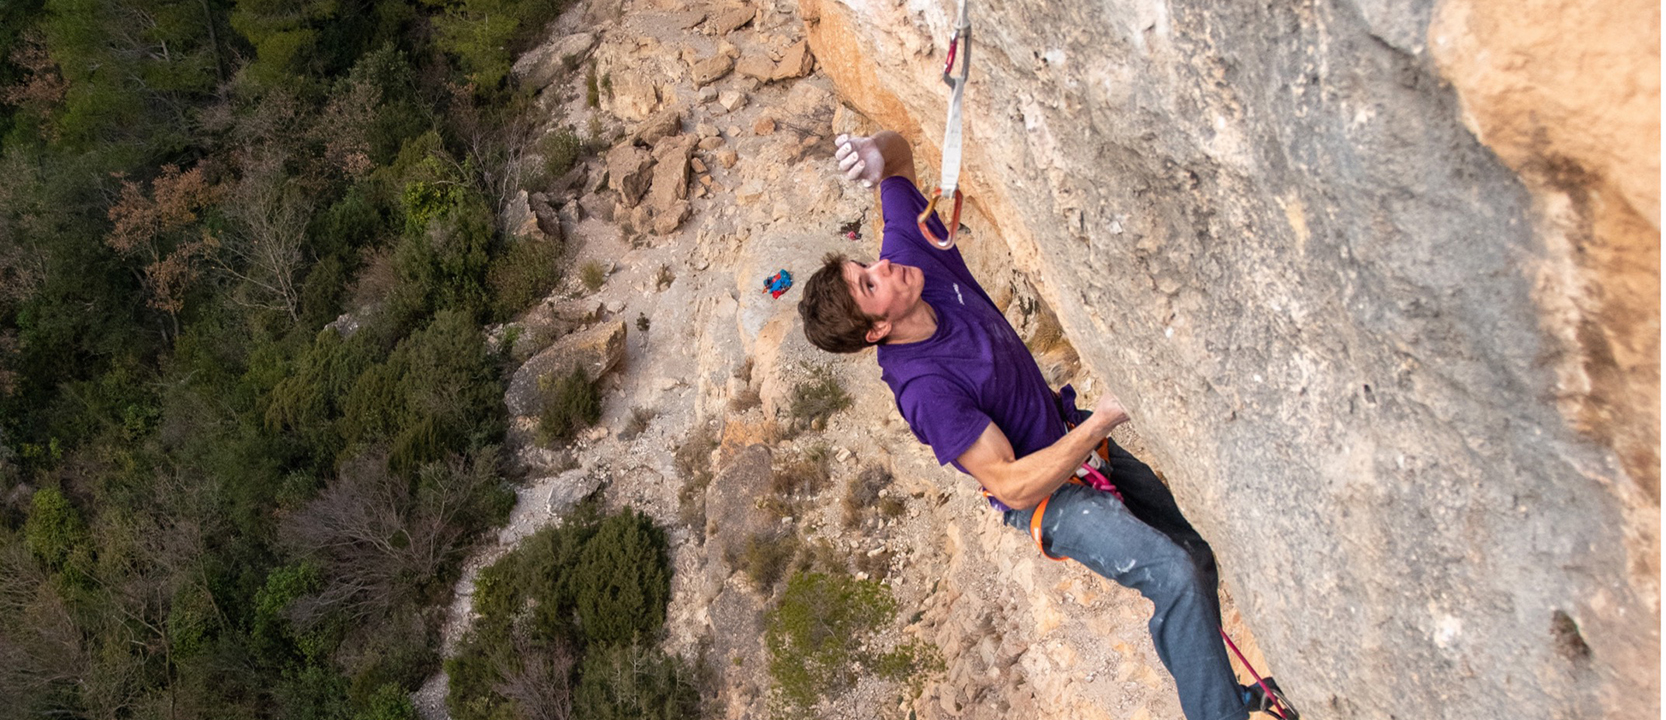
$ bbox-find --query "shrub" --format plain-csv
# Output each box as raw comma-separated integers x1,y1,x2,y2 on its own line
537,365,601,444
447,503,678,720
771,445,831,497
738,531,799,592
585,65,600,107
728,387,761,412
579,261,606,292
842,465,892,529
487,236,562,321
354,683,418,720
788,365,851,428
765,571,918,715
655,264,674,290
540,130,583,180
619,406,654,440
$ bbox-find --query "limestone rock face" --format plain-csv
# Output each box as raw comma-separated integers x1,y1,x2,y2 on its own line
804,0,1660,718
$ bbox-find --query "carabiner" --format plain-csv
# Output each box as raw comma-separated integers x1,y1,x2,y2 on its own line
918,187,964,250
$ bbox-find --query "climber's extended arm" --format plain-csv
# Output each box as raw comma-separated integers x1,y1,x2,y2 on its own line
957,391,1129,510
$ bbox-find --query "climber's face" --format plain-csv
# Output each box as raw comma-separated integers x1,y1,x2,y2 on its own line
842,258,923,343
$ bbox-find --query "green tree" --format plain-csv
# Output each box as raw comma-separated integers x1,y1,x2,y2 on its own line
22,487,86,568
572,641,698,720
572,510,670,647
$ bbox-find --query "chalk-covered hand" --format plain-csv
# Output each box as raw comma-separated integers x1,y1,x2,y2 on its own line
1090,391,1130,433
834,134,886,187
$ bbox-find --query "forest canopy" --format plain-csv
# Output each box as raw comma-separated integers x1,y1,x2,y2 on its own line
0,2,635,718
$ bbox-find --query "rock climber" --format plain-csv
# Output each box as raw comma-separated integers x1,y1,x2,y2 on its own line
796,130,1294,720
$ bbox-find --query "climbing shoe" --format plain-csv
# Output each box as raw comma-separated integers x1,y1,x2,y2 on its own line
1243,677,1299,719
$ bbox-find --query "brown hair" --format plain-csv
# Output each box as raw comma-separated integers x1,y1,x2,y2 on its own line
798,253,880,353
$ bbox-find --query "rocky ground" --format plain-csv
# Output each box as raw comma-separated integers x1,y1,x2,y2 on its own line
413,1,1272,718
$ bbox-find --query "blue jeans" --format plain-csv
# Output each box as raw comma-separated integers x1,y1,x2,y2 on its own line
1003,438,1248,720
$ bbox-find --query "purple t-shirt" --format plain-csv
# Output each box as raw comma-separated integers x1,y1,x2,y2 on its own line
874,177,1066,496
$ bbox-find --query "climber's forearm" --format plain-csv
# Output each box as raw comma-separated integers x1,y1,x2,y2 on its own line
872,130,916,185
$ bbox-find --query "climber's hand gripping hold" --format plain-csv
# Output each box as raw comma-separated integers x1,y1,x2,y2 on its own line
834,132,917,188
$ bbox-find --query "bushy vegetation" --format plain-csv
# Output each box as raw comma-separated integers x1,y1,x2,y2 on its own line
765,570,940,717
789,365,852,429
0,1,592,717
447,502,694,720
538,364,602,444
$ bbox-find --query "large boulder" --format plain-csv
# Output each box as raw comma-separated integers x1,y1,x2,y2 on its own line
646,135,696,211
504,320,627,417
604,69,660,122
690,54,735,86
605,144,656,205
631,107,683,147
771,39,815,80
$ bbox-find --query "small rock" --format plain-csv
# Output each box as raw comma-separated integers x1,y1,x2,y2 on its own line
726,125,742,137
505,321,628,417
653,201,692,234
699,174,714,187
716,147,738,167
546,468,602,517
772,40,814,80
631,108,682,146
697,122,719,138
690,157,707,173
719,89,748,111
501,190,546,242
584,426,608,442
708,5,757,34
717,40,740,59
735,54,776,81
690,55,734,86
753,116,776,135
699,136,726,151
697,85,718,103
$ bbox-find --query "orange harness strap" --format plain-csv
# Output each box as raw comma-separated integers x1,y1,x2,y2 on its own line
1028,437,1116,562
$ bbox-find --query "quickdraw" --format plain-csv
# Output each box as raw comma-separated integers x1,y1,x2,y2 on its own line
919,0,970,250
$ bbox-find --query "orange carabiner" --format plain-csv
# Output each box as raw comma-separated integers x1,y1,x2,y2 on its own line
917,187,964,250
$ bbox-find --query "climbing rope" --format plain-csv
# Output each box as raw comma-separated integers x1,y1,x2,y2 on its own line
918,0,970,250
1221,630,1300,719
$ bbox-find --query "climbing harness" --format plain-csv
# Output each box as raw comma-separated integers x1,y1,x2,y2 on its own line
1027,446,1120,560
919,0,970,250
1221,631,1302,719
